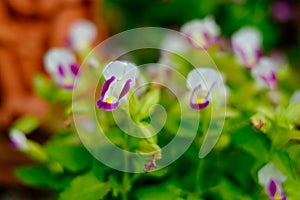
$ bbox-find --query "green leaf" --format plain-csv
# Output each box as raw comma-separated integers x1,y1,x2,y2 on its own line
285,102,300,123
44,142,92,172
34,74,54,101
231,126,270,162
137,89,160,120
15,165,72,190
59,172,110,200
16,165,53,187
11,116,39,134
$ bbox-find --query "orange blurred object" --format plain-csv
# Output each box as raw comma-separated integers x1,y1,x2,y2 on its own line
0,0,106,129
0,0,106,185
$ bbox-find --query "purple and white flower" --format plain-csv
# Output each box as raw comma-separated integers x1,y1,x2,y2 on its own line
186,68,223,110
258,163,287,200
9,129,28,151
252,57,277,90
44,48,79,90
231,27,262,69
97,61,138,110
68,19,98,52
181,16,220,50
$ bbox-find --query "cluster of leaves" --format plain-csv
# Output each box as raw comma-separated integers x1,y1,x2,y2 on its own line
13,39,300,200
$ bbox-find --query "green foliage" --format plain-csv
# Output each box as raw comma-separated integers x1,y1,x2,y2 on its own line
11,116,39,134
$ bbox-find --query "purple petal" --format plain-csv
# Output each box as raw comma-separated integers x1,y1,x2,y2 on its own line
119,79,132,99
58,64,65,77
100,76,116,100
190,100,210,110
256,49,263,61
268,179,277,196
70,63,79,76
96,99,119,110
189,84,210,110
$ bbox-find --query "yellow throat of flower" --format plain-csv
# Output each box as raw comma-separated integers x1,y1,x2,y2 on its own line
196,97,204,104
105,96,114,103
63,77,72,86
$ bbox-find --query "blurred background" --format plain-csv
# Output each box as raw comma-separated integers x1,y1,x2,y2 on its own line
0,0,299,198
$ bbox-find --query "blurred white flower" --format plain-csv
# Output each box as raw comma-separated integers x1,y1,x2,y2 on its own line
186,68,224,110
232,27,262,69
252,57,277,90
290,90,300,104
181,16,220,49
44,48,79,90
68,19,98,52
9,129,28,151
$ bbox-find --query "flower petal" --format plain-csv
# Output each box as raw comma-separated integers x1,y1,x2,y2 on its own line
119,79,132,99
100,76,116,100
268,179,277,196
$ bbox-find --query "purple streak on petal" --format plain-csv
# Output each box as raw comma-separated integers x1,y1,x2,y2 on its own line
256,49,263,61
96,99,119,110
100,76,115,100
203,31,212,49
70,63,79,76
119,79,132,99
58,64,65,77
268,179,277,197
185,33,205,50
10,140,17,149
236,46,250,69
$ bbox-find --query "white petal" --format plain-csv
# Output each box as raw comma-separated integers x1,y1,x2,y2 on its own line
103,61,138,87
9,129,28,150
290,90,300,103
252,57,276,78
258,163,287,187
186,68,222,91
68,19,98,52
202,16,220,37
161,32,189,54
232,26,262,50
44,48,76,74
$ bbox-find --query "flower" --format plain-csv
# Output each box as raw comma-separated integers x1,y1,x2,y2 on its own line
68,19,98,52
44,48,79,90
231,27,262,69
186,68,223,110
97,61,138,110
290,90,300,104
181,16,220,50
9,129,28,151
251,57,277,90
258,163,287,200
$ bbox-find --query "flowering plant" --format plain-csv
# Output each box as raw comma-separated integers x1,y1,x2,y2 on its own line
9,16,300,200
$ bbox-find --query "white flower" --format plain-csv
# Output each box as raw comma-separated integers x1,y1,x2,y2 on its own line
186,68,223,110
9,129,28,151
44,48,79,90
251,57,277,90
258,163,287,199
232,26,262,69
290,90,300,103
97,61,138,110
68,19,98,52
181,16,220,49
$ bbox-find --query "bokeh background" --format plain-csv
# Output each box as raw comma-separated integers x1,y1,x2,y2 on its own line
0,0,299,198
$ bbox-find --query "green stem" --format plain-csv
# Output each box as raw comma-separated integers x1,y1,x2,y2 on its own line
195,159,205,193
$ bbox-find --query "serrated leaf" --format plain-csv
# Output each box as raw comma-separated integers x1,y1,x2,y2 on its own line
59,172,110,200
